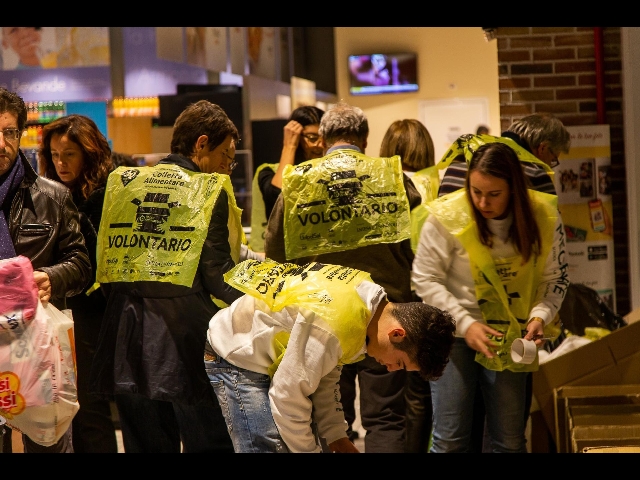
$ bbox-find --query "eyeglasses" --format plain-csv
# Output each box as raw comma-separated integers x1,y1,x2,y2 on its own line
0,128,21,142
302,133,321,144
223,151,238,172
545,143,560,168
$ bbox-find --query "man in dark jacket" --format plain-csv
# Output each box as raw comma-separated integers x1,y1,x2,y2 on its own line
90,100,244,453
265,102,422,453
0,86,92,453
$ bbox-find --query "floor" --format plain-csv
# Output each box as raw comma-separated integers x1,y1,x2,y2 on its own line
115,387,366,453
113,384,528,453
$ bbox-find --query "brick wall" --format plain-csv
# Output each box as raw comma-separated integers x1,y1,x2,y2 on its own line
494,26,629,315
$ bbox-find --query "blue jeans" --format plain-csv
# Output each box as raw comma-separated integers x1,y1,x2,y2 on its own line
204,356,289,453
429,338,528,453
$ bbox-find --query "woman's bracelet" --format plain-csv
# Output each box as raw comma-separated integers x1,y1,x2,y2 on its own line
526,316,544,327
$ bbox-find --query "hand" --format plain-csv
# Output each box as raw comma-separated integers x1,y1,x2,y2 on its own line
328,437,360,453
464,321,503,358
523,317,546,347
283,120,303,149
33,270,51,307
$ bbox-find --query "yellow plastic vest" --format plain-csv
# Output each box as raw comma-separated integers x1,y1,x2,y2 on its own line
409,165,440,253
410,134,556,253
438,134,555,182
96,164,243,288
281,149,411,260
249,162,279,253
223,259,374,377
428,188,558,372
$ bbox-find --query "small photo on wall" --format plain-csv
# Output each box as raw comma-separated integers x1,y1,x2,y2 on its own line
579,160,594,198
598,165,611,196
555,158,595,205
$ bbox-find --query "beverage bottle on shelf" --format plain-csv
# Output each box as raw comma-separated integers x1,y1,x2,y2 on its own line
27,102,36,122
47,101,54,122
36,125,43,145
37,102,45,123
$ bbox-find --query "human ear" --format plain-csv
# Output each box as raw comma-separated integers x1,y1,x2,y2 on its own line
389,328,406,344
195,135,208,153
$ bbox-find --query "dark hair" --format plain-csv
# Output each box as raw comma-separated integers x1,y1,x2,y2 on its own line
465,142,541,262
391,302,456,381
379,119,435,172
0,87,27,131
290,105,324,163
111,151,137,167
476,125,490,135
38,114,112,201
170,100,239,157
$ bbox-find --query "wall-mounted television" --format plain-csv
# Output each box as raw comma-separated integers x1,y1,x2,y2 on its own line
348,53,418,96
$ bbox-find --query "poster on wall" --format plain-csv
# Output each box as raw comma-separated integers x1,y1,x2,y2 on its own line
205,27,227,73
0,27,112,102
156,27,184,63
229,27,246,76
247,27,276,80
185,27,206,68
1,27,110,70
559,125,616,310
125,28,207,98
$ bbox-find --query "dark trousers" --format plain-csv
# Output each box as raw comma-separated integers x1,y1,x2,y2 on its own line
0,426,74,453
404,371,432,453
72,334,118,453
114,393,234,453
339,354,407,453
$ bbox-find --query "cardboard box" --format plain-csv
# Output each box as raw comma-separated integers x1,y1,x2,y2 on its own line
552,384,640,453
571,424,640,453
624,307,640,325
569,404,640,427
583,445,640,453
532,319,640,447
567,402,640,453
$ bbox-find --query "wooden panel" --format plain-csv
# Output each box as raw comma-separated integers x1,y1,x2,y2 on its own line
107,117,153,155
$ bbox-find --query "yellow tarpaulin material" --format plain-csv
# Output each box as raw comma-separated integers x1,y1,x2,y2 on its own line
96,164,243,288
281,149,411,260
428,188,559,372
224,259,373,367
249,162,278,253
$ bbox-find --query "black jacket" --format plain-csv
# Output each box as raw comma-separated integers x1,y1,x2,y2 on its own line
8,151,91,308
89,155,243,406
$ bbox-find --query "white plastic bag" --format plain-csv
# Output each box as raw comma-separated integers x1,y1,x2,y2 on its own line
0,301,79,446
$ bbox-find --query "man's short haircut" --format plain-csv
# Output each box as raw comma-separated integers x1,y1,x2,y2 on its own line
0,87,27,131
506,113,571,155
318,101,369,147
170,100,239,158
391,302,456,381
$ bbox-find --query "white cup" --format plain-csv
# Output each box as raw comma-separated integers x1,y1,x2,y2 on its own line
510,338,537,364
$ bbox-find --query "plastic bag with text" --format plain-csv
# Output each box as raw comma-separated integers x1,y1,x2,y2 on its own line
0,302,79,446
